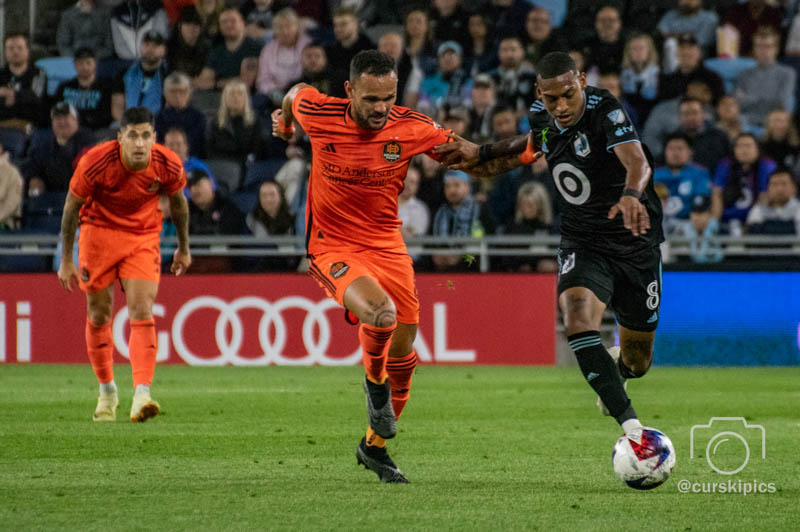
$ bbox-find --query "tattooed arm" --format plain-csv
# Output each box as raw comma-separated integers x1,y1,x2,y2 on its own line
168,191,191,275
56,191,85,291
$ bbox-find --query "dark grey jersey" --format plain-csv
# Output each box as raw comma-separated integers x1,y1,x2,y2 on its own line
528,86,664,256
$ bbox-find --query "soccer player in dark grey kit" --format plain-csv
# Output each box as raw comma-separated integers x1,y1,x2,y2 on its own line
435,52,664,438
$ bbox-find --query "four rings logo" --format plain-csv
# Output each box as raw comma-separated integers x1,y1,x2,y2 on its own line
110,297,476,366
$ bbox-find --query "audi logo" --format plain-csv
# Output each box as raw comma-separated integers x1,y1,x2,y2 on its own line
113,296,361,366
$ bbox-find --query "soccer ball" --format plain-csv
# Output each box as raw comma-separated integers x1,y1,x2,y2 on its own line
612,427,676,490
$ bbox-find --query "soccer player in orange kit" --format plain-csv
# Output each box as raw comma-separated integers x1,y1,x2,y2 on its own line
273,50,451,483
57,106,191,423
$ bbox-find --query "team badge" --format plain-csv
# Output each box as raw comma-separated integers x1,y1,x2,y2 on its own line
607,109,626,124
382,141,401,162
80,267,90,282
573,132,591,158
329,262,350,279
147,179,161,192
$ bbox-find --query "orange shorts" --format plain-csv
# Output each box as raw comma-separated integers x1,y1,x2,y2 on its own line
308,249,419,324
78,224,161,293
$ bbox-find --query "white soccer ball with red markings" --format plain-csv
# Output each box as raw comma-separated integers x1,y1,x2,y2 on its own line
612,427,676,490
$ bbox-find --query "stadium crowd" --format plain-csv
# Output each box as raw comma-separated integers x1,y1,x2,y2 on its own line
1,0,800,272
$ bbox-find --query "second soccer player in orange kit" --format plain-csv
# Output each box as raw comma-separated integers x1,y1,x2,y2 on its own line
274,50,451,483
57,107,191,423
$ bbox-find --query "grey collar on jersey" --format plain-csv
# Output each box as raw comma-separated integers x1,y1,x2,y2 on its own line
553,89,587,134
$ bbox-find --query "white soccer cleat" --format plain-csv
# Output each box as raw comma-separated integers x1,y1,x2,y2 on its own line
93,391,119,422
597,346,627,416
130,390,160,423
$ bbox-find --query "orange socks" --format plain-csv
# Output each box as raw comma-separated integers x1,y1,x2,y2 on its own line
387,350,418,419
129,318,157,387
359,323,396,384
86,318,114,383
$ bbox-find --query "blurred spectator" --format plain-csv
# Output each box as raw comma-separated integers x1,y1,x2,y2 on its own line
504,181,557,272
209,80,267,167
23,103,95,196
431,169,496,271
403,8,437,78
596,71,640,129
521,5,568,67
247,181,295,237
241,0,278,44
442,106,470,137
580,6,625,75
157,194,177,268
746,169,800,235
256,8,311,106
658,33,724,105
56,0,113,59
0,142,23,230
325,7,375,98
157,73,207,158
721,0,783,58
430,0,470,48
677,97,730,173
417,154,446,216
167,7,212,81
486,105,527,224
761,110,800,170
53,47,112,131
620,34,660,124
162,0,197,25
417,41,472,116
715,94,761,143
656,0,718,54
197,7,262,90
467,74,497,144
0,32,47,131
398,165,430,240
654,133,712,220
464,11,497,76
653,181,680,238
785,8,800,57
110,0,169,61
287,44,331,96
358,0,406,27
489,0,532,39
163,127,214,185
195,0,225,43
378,32,415,104
488,37,536,116
735,28,796,128
711,133,774,232
112,31,168,116
676,194,723,263
188,169,246,234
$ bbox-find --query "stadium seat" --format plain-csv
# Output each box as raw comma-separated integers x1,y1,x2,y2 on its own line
24,191,65,234
35,57,77,96
0,127,28,161
205,159,242,192
704,57,757,93
242,158,284,188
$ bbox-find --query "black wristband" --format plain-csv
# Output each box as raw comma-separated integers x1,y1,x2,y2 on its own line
622,188,642,200
478,143,493,163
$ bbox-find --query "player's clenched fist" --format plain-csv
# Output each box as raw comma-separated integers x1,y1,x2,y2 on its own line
272,109,295,141
57,261,79,292
171,249,192,276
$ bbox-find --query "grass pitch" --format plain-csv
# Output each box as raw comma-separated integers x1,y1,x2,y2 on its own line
1,364,798,531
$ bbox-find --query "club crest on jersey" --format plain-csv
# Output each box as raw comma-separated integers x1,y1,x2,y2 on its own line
573,132,591,158
607,109,626,124
147,179,161,192
330,261,350,279
382,141,402,162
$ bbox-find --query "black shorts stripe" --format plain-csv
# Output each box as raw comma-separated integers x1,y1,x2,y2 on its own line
308,263,336,295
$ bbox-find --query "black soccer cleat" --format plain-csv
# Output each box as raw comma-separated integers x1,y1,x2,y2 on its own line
363,377,397,439
356,437,409,483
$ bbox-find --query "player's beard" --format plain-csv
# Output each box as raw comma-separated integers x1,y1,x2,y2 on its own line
353,107,388,130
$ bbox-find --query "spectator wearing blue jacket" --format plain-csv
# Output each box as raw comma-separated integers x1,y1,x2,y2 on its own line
654,133,712,220
112,31,167,116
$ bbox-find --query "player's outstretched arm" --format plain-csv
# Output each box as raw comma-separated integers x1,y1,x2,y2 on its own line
272,82,314,141
607,141,652,237
434,133,540,177
57,191,85,292
168,191,191,275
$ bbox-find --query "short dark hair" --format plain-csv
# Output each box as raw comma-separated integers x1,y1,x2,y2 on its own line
334,6,359,19
663,132,692,151
120,106,155,129
491,105,516,120
679,96,703,109
769,167,794,181
350,50,396,81
536,52,577,80
4,30,29,47
165,126,188,142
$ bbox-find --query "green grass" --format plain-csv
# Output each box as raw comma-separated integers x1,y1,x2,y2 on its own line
1,365,798,531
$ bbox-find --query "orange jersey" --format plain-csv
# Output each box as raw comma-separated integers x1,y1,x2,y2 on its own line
292,87,449,254
70,141,186,235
